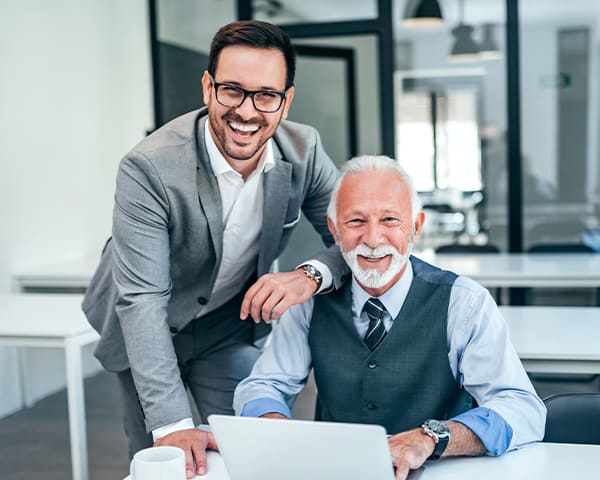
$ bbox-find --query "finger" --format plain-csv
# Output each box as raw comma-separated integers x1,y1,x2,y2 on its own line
249,288,273,323
206,432,219,451
184,448,197,479
192,440,208,477
395,463,410,480
261,291,285,322
240,281,263,319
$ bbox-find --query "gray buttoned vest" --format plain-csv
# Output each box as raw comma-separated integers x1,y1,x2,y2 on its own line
308,256,473,434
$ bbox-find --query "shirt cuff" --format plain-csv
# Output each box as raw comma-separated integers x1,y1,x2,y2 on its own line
152,417,195,442
297,260,332,293
451,407,513,456
241,398,292,418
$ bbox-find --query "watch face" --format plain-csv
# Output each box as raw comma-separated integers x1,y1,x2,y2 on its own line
304,265,321,279
425,420,450,438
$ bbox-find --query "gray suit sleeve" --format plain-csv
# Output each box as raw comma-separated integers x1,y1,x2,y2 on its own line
300,129,349,289
112,151,192,431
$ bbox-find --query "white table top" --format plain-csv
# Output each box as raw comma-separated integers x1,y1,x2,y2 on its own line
13,255,99,290
501,306,600,368
429,252,600,287
0,293,92,338
122,443,599,480
419,442,599,479
13,252,600,290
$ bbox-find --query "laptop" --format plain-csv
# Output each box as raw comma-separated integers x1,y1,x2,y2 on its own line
208,415,396,480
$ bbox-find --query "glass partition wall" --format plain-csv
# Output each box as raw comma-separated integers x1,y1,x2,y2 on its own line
394,0,508,252
519,0,600,250
148,0,600,261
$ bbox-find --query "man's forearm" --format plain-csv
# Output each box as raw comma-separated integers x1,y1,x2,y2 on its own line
444,421,487,457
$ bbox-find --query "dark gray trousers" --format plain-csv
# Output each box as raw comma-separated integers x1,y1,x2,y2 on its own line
116,291,263,458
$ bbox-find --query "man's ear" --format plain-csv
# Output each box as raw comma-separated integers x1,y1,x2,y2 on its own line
201,71,212,106
327,217,340,246
412,210,426,243
280,86,295,120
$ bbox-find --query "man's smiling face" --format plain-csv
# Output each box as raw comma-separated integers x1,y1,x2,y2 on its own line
328,169,424,297
202,45,294,173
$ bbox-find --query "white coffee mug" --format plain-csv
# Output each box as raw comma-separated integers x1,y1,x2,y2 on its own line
130,446,186,480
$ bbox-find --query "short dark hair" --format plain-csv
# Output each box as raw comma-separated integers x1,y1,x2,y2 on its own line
208,20,296,90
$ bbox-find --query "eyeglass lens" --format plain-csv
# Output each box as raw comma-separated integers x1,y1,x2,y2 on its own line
216,85,283,113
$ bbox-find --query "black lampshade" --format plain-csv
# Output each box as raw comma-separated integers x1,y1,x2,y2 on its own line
402,0,444,28
449,24,480,62
479,23,503,60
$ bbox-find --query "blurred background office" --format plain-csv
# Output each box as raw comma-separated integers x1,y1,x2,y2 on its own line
2,0,600,477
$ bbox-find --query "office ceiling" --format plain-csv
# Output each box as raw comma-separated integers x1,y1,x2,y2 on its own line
254,0,600,32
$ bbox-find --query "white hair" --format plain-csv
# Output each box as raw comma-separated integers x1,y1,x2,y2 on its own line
327,155,422,227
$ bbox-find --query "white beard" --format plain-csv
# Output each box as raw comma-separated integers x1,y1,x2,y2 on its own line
341,242,412,290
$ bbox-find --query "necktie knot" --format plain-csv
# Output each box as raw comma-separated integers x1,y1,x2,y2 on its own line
363,298,387,351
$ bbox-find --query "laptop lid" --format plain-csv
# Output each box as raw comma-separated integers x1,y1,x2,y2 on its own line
208,415,395,480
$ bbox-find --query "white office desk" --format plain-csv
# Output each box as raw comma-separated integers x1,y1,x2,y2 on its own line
501,306,600,374
122,443,599,480
430,252,600,288
0,294,99,480
14,252,600,290
420,442,599,479
13,255,98,291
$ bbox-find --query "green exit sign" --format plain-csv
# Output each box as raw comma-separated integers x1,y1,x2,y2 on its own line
540,73,572,89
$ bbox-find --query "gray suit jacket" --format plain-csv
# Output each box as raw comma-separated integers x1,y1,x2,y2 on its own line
82,108,347,430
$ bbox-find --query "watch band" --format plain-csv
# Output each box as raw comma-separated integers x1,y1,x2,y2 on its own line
421,419,450,460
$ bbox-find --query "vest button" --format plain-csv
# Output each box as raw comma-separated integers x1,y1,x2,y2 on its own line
368,361,377,369
169,326,178,334
197,297,207,305
367,402,377,410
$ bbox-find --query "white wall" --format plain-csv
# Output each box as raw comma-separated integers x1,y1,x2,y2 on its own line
0,0,153,417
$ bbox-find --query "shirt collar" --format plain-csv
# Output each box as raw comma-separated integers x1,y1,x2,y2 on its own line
204,120,275,178
351,258,414,320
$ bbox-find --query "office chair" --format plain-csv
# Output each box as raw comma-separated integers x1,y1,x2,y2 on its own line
434,243,502,303
435,243,500,254
543,393,600,444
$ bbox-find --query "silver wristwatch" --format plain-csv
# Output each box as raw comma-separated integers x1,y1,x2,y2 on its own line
421,419,450,460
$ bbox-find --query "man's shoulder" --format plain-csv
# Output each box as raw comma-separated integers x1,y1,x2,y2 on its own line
411,255,458,285
277,117,319,138
131,108,207,159
273,119,321,159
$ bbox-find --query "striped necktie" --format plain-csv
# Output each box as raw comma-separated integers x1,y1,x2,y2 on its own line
363,298,387,351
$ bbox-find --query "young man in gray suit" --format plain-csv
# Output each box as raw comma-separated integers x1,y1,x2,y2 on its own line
82,20,345,478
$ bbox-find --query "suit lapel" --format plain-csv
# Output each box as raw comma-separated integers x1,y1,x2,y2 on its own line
195,116,223,264
258,143,291,275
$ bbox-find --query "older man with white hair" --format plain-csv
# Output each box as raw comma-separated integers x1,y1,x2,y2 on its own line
234,155,545,479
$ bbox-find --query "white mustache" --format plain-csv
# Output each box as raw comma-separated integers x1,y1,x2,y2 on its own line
353,244,398,258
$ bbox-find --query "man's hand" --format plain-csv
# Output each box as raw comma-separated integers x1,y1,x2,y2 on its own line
240,269,317,323
388,429,435,480
154,428,218,479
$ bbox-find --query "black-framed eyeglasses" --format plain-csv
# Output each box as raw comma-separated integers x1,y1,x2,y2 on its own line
209,75,288,113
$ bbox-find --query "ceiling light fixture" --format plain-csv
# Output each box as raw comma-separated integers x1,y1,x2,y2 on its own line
402,0,444,28
478,23,503,60
449,0,479,62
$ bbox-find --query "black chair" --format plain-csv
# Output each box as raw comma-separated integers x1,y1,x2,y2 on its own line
543,393,600,444
435,243,502,303
435,243,500,254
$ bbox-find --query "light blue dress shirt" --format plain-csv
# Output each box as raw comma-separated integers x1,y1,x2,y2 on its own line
234,259,546,455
